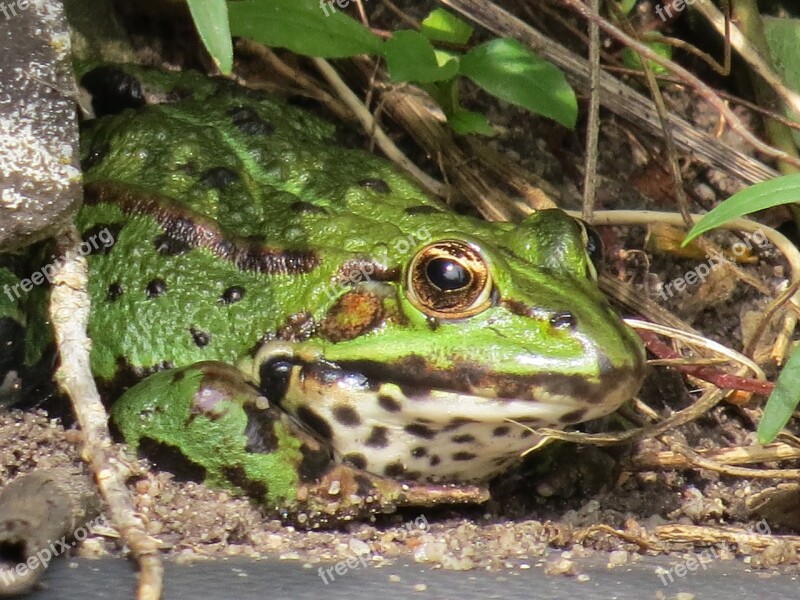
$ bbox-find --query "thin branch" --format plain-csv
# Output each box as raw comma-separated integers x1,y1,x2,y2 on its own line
311,57,447,197
49,225,163,600
581,0,601,222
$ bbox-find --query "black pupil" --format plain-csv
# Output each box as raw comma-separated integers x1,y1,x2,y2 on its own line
426,258,470,290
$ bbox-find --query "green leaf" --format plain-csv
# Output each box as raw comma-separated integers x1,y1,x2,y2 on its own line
434,49,460,68
228,0,383,58
385,30,459,83
616,0,638,14
758,344,800,444
188,0,233,74
459,38,577,128
449,109,494,135
620,35,672,76
421,8,473,44
682,174,800,245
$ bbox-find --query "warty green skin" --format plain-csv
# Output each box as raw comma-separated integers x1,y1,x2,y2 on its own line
0,66,646,522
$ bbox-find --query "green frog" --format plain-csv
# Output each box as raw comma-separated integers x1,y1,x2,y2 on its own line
0,65,646,525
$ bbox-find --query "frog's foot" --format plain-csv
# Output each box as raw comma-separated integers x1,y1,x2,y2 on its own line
291,464,490,526
111,361,490,526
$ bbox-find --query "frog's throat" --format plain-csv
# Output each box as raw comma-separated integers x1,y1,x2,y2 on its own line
269,357,643,482
281,358,642,424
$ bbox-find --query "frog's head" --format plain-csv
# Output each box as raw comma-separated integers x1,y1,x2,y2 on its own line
247,209,646,483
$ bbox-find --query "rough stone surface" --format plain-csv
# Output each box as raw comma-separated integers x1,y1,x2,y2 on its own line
0,0,81,252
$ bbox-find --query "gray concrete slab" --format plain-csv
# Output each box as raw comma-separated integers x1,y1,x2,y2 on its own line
15,553,799,599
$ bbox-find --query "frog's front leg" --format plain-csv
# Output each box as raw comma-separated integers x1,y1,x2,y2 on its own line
110,362,488,524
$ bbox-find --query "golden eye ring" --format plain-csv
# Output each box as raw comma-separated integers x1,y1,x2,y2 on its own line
405,241,493,319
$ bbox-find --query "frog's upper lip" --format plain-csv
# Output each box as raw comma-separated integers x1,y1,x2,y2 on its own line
330,355,645,410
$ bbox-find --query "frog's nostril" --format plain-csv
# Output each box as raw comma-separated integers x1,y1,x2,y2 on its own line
550,311,576,330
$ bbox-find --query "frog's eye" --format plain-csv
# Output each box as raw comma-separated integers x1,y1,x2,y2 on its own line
406,241,493,319
577,220,603,277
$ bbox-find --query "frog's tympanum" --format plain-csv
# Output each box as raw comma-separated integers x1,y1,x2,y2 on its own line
0,66,646,524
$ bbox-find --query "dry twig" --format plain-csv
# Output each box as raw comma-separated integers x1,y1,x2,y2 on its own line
49,226,163,600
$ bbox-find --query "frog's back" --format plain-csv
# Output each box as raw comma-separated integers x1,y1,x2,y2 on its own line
81,67,453,251
73,66,466,389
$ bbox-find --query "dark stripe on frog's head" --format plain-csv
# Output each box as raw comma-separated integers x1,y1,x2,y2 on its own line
84,181,320,276
333,355,637,408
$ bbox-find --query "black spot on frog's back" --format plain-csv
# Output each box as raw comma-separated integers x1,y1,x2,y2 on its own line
290,201,328,215
146,278,167,298
442,417,477,432
220,286,245,304
80,223,122,255
404,205,443,216
358,178,391,194
199,167,240,190
559,407,588,424
228,107,275,136
106,282,124,301
154,233,191,256
189,327,211,348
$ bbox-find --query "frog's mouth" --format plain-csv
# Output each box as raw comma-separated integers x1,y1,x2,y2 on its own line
259,355,644,483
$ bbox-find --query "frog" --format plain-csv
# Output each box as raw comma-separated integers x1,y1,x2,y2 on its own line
0,65,646,525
